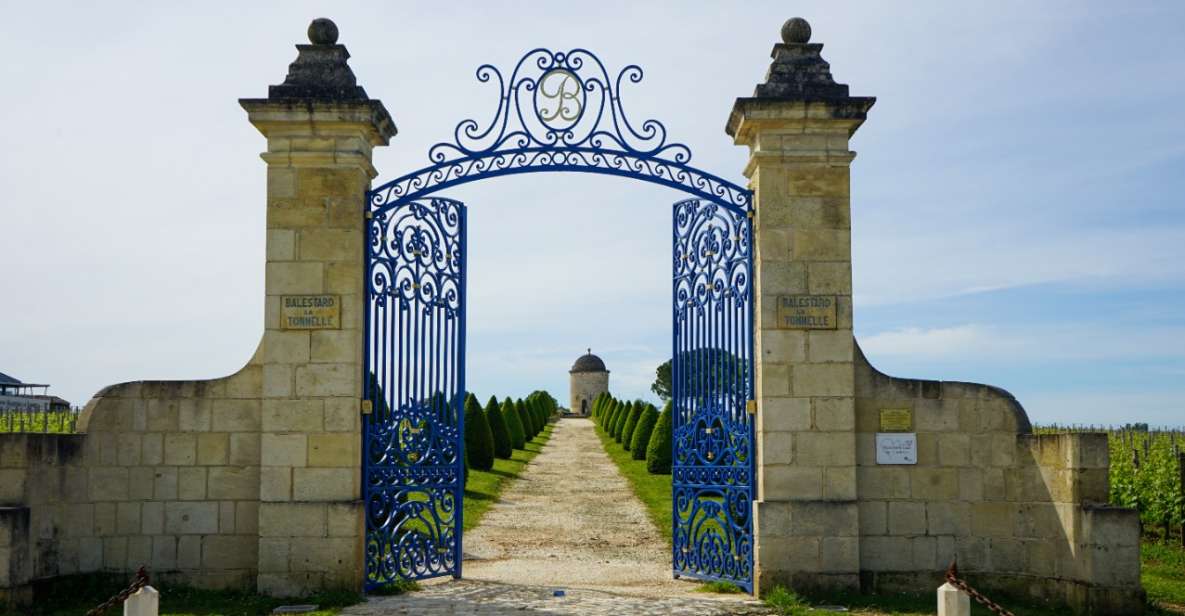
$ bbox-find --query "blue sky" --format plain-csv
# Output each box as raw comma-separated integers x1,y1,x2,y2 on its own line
1,2,1182,427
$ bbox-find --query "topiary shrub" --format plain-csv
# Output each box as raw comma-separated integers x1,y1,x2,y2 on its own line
621,403,643,450
503,396,526,449
485,395,512,460
609,399,623,431
529,397,544,432
613,401,632,442
463,394,494,471
646,401,673,474
598,399,612,429
592,392,607,418
631,403,659,460
511,400,530,443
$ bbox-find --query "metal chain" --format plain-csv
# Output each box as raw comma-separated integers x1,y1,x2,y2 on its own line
86,566,150,616
945,559,1015,616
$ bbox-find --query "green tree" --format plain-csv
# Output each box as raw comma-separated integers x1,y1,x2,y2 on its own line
485,395,512,459
631,403,659,460
651,350,747,404
651,360,672,401
463,394,494,471
502,396,525,449
646,402,673,474
622,403,643,451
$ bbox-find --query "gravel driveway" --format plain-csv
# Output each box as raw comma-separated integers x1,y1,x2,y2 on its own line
345,417,770,614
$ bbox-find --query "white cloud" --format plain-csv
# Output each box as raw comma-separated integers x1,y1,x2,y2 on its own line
861,323,1185,363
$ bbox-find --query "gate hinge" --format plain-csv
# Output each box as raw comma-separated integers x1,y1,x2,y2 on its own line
361,399,373,415
746,400,757,415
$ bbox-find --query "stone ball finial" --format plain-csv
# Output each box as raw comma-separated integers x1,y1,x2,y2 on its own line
781,17,812,44
308,18,339,45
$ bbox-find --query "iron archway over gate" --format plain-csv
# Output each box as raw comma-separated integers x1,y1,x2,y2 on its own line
363,49,756,592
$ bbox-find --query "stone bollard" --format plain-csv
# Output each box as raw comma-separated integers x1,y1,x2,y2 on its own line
123,585,159,616
937,582,970,616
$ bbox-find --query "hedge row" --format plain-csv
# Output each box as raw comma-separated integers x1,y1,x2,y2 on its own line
590,392,671,474
464,391,558,475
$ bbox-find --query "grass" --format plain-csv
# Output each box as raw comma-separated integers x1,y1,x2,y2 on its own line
592,421,672,538
463,421,555,531
696,581,744,594
1144,539,1185,611
4,574,361,616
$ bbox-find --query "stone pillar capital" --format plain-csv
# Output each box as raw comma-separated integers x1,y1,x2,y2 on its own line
726,17,874,174
240,99,396,178
239,17,396,179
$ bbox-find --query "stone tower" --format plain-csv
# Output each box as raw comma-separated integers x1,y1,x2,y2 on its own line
568,349,609,416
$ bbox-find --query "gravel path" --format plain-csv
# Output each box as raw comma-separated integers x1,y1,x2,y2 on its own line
346,417,770,615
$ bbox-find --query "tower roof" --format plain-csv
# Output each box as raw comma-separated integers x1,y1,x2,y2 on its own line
569,349,608,374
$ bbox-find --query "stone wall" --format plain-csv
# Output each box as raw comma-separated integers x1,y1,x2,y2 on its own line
569,372,608,416
0,372,264,593
853,345,1143,613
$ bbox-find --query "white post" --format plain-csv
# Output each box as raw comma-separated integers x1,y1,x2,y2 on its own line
123,585,159,616
937,582,970,616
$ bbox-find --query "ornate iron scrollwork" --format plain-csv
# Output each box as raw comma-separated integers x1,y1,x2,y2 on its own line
671,198,755,591
364,197,467,587
368,49,752,215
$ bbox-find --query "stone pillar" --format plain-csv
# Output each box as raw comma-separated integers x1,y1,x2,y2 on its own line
726,18,874,594
240,18,395,596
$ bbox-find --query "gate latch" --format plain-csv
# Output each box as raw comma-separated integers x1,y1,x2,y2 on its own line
361,399,373,415
746,400,757,415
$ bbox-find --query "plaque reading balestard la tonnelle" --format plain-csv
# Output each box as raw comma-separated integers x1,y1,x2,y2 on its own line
775,295,837,329
281,294,341,330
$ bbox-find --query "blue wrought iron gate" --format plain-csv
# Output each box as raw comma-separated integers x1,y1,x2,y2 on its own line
363,197,467,588
671,197,755,591
363,48,755,592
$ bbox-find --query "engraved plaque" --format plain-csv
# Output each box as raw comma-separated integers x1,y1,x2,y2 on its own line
775,295,837,329
879,408,913,432
875,433,918,465
281,295,341,330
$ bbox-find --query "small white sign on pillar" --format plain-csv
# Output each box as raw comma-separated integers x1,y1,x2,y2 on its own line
875,432,917,464
937,582,970,616
124,585,159,616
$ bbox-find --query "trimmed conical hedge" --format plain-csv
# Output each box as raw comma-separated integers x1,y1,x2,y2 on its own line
616,401,631,441
528,397,543,433
592,392,607,419
646,401,673,474
613,401,631,442
598,399,612,428
464,394,494,471
485,395,512,460
514,399,533,440
622,403,643,451
631,403,659,460
609,399,623,431
503,396,526,449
